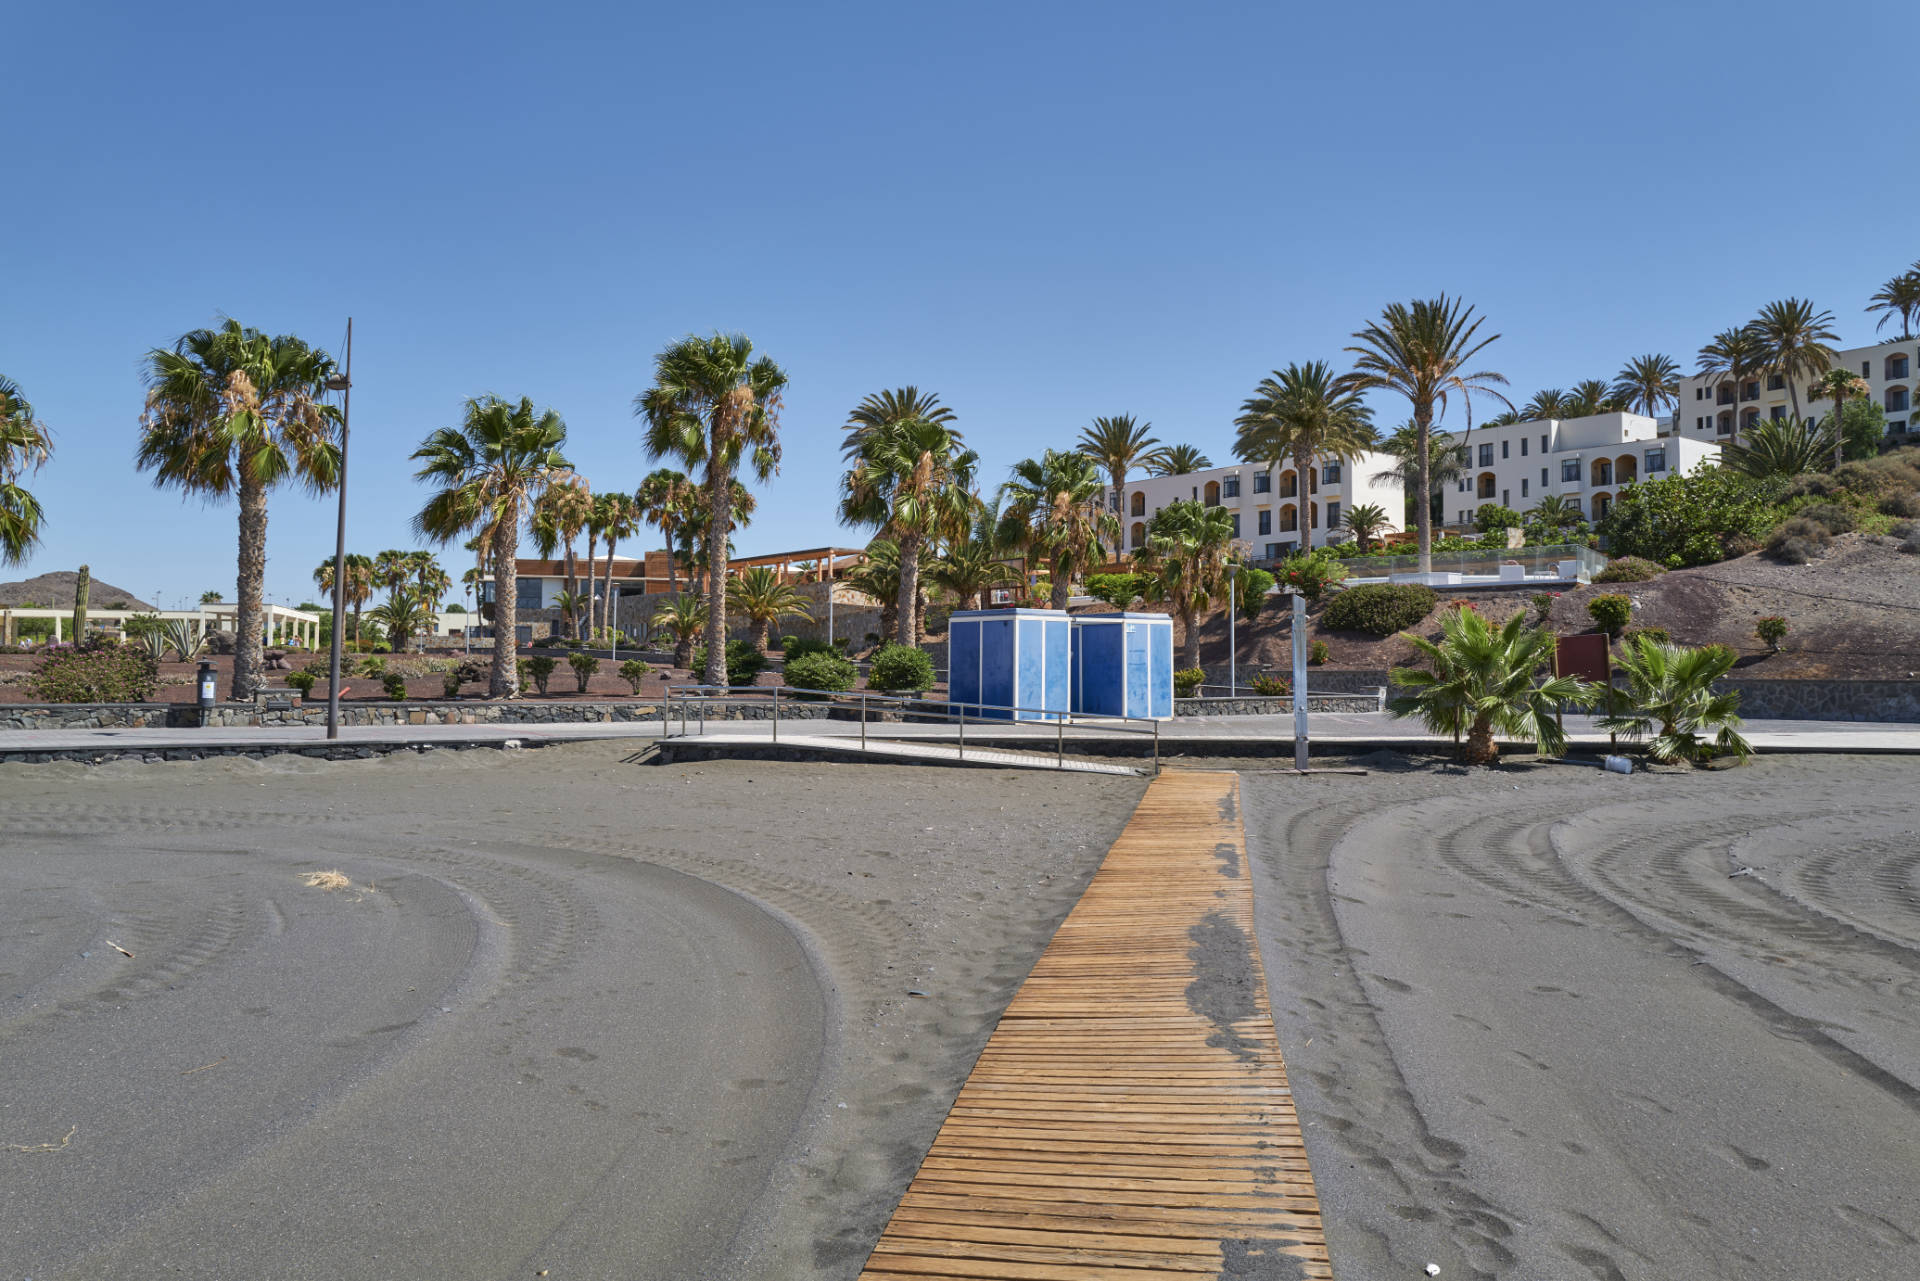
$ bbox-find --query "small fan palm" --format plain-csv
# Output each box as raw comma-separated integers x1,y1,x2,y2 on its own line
368,584,434,653
1340,502,1391,552
0,376,54,566
1566,379,1621,416
1721,416,1837,479
930,537,1017,609
1146,444,1212,476
1371,422,1468,529
590,491,641,638
1600,637,1751,764
1526,494,1587,539
651,593,708,668
1612,354,1681,420
1388,607,1597,764
728,566,813,654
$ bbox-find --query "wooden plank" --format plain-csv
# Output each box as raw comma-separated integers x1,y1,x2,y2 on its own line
854,772,1332,1280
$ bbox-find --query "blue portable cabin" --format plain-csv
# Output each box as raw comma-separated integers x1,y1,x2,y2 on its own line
1070,612,1174,720
947,608,1072,721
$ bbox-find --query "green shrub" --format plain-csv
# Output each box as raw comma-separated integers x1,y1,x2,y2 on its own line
785,650,857,695
1755,615,1787,652
1274,548,1347,603
1622,625,1671,647
1322,583,1437,636
28,643,160,702
568,652,600,692
122,612,167,640
1174,667,1206,698
781,636,835,659
1587,593,1632,636
1234,566,1276,618
1309,639,1329,666
1530,592,1556,624
528,655,557,694
287,670,318,698
359,655,386,678
382,671,408,701
1473,504,1524,534
778,634,799,653
1595,556,1665,583
868,643,934,693
516,657,530,690
1881,491,1920,518
1085,572,1149,608
1599,468,1783,567
442,669,462,698
1793,502,1856,535
690,639,767,686
1765,518,1832,563
619,659,651,693
1249,674,1290,696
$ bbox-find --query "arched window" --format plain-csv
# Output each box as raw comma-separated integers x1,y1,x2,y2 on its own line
1592,492,1612,520
1130,521,1146,549
1887,353,1910,381
1203,480,1220,506
1308,470,1319,494
1716,410,1734,436
1741,408,1760,431
1888,386,1910,414
1278,471,1298,498
1715,381,1735,407
1614,453,1637,484
1476,473,1497,499
1279,504,1298,532
1130,491,1145,516
1590,458,1612,486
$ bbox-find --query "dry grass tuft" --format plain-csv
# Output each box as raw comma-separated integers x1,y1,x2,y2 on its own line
301,869,353,891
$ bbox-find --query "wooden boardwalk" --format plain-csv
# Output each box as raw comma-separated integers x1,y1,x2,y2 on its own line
857,770,1332,1280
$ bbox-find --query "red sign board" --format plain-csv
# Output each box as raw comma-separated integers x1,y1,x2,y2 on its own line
1554,633,1611,683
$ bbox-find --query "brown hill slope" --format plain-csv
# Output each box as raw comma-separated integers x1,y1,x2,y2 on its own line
0,571,155,612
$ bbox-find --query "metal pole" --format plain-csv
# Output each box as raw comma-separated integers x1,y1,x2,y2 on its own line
325,318,352,740
860,692,867,750
771,685,779,744
1228,564,1237,698
827,557,834,649
1152,719,1160,775
957,704,964,761
1291,591,1309,771
1057,715,1064,768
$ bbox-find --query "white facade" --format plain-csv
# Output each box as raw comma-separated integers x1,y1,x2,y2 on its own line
1673,334,1917,444
1441,411,1721,527
1120,452,1404,561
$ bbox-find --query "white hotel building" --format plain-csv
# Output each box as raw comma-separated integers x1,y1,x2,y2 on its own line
1439,411,1721,528
1671,333,1917,444
1121,452,1406,562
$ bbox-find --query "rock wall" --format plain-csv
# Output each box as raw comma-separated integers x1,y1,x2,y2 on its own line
1714,679,1920,724
1176,693,1383,716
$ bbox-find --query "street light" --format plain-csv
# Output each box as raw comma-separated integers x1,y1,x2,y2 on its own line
324,319,353,740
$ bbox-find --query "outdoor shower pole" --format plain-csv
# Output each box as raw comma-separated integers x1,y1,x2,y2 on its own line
1291,590,1308,772
323,318,352,741
1228,564,1237,698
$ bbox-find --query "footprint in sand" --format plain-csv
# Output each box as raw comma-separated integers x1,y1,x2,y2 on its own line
1834,1205,1916,1247
1713,1142,1770,1171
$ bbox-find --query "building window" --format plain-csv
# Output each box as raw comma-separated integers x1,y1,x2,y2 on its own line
1568,496,1583,514
1458,479,1468,492
1327,501,1341,529
1130,491,1146,516
1770,405,1786,420
1741,380,1760,401
1889,419,1907,434
1540,433,1549,453
1253,472,1270,494
1520,437,1528,456
1223,476,1240,498
1264,543,1280,559
1321,462,1342,484
1477,474,1497,499
1696,387,1706,400
1645,448,1667,474
1562,459,1581,483
1501,439,1510,459
1863,361,1872,377
1478,443,1494,467
1230,513,1241,538
1279,506,1298,532
1767,373,1785,391
1279,473,1297,498
1540,467,1549,484
516,580,543,610
1521,478,1529,498
1501,489,1510,507
1889,355,1910,379
1256,509,1271,535
1130,521,1146,549
1888,387,1911,413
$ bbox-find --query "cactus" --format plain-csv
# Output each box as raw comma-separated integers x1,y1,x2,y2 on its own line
72,564,90,641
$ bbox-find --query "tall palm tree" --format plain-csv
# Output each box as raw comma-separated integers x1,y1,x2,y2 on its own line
1341,501,1391,552
411,395,571,696
1388,607,1595,764
1520,388,1572,420
996,449,1120,610
532,475,592,638
410,552,452,617
1612,354,1682,423
636,467,695,593
1695,325,1769,439
1371,421,1469,530
592,491,641,640
0,376,54,567
1076,414,1161,524
680,477,756,596
1136,499,1236,669
1146,443,1211,476
1866,262,1920,340
1750,298,1839,421
137,320,341,697
1599,636,1751,764
727,566,813,654
841,415,979,644
842,538,927,640
1340,296,1510,573
635,333,787,689
1566,379,1621,416
930,535,1016,609
841,386,958,461
1810,366,1871,468
1233,362,1378,510
313,552,374,643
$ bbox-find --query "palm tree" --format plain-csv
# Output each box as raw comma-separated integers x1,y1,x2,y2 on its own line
1721,416,1837,479
1077,414,1161,524
930,535,1017,609
840,415,979,644
1866,262,1920,340
1612,354,1682,423
841,386,958,462
1371,421,1468,530
313,552,374,643
1810,366,1872,468
1520,388,1572,421
1566,379,1621,416
1750,298,1839,421
532,475,592,637
1341,502,1391,552
410,551,451,610
0,376,54,567
368,584,433,653
635,333,787,688
137,320,341,698
552,589,584,637
651,593,707,668
1525,494,1587,540
1233,361,1378,514
592,491,641,640
371,549,414,596
1341,296,1510,573
1388,607,1596,764
996,449,1120,610
843,538,906,639
1599,637,1751,764
1136,499,1236,669
636,467,694,594
1694,326,1768,441
727,566,813,654
1146,444,1212,476
412,395,571,696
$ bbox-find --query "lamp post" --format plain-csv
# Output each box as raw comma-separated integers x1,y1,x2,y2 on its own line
323,319,352,740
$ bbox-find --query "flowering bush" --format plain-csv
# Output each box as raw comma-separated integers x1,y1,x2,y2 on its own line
1274,548,1347,603
28,642,161,703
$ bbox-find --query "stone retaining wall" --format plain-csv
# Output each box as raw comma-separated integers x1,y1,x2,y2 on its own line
1715,679,1920,724
0,699,830,731
1176,694,1383,716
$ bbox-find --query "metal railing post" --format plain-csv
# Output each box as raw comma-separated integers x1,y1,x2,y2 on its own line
1057,715,1064,768
772,685,779,744
957,704,964,760
860,692,867,750
1153,719,1160,775
662,694,670,737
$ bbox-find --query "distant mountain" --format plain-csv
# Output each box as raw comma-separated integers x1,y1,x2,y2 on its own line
0,571,156,612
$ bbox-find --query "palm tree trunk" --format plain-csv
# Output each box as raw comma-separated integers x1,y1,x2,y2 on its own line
1180,598,1199,670
1049,551,1071,611
663,525,678,594
490,513,519,697
601,536,617,641
1413,406,1434,575
701,464,731,686
895,531,922,647
231,474,269,699
1464,715,1497,765
1294,444,1314,548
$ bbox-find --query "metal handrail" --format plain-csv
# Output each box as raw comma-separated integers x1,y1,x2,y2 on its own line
661,684,1162,773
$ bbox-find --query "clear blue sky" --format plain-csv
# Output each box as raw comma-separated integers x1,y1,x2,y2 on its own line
5,0,1913,609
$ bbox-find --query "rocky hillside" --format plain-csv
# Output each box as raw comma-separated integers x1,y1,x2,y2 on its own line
0,571,155,612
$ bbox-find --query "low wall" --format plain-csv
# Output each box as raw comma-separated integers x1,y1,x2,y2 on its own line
1212,668,1391,694
0,699,833,731
1715,679,1920,724
1177,693,1382,716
